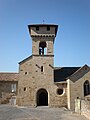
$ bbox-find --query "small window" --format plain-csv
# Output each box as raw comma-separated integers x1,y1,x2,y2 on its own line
25,72,28,75
41,66,43,72
36,26,39,31
24,87,27,91
47,26,50,31
11,84,16,92
57,88,63,95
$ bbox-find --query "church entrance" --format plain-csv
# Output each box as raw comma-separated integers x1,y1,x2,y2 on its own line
37,89,48,106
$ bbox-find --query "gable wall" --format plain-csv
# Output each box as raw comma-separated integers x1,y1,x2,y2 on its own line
68,71,90,110
17,56,67,107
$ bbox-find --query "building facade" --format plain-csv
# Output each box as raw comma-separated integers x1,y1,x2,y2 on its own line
17,24,67,107
0,24,90,110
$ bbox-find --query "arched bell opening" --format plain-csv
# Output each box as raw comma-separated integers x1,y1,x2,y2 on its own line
39,42,47,55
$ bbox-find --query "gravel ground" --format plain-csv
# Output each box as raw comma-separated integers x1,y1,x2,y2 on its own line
0,105,89,120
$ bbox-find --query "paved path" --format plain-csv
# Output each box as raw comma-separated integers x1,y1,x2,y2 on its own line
0,105,89,120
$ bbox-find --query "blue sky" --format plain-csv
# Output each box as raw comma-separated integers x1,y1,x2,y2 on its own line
0,0,90,72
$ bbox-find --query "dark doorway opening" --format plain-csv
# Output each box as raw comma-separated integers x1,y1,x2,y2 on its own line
37,89,48,106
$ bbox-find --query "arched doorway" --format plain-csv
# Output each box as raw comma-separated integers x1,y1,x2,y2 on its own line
37,89,48,106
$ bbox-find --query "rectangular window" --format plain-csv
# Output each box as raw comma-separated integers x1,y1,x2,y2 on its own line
36,26,39,31
47,26,50,31
11,84,16,92
41,66,43,72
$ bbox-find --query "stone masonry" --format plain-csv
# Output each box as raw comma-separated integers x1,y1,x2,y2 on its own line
0,24,90,111
17,24,67,107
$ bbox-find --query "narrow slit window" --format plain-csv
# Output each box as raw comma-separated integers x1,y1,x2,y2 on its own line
41,66,43,72
24,87,27,91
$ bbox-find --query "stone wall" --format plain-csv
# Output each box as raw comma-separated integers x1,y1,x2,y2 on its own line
67,67,90,110
32,37,54,56
81,99,90,119
17,55,67,107
30,26,56,36
0,81,18,104
75,97,90,120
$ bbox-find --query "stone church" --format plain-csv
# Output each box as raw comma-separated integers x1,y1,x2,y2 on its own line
0,24,90,110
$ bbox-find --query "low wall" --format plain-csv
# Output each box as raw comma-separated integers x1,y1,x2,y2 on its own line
75,97,90,120
81,100,90,119
0,92,16,104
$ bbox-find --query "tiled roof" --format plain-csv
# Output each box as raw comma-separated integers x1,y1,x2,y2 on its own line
67,64,90,82
0,73,19,81
54,67,80,82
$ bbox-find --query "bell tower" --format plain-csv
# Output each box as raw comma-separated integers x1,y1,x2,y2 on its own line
17,24,58,106
28,24,58,56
